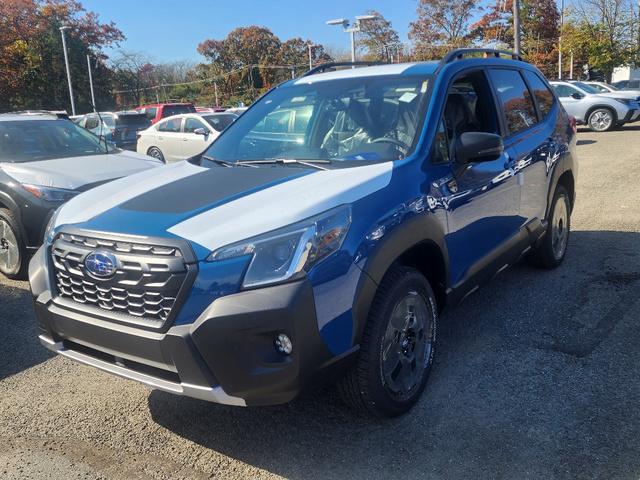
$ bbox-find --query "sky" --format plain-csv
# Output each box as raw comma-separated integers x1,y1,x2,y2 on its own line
81,0,420,63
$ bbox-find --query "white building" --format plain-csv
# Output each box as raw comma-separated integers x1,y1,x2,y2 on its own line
612,65,640,82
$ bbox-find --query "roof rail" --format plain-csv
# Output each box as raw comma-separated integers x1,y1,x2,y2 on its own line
8,110,69,119
437,48,523,72
303,61,387,77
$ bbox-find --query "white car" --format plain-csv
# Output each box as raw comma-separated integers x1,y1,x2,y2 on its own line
136,112,237,163
583,81,640,100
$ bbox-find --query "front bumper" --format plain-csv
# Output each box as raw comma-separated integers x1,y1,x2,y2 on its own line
30,247,337,406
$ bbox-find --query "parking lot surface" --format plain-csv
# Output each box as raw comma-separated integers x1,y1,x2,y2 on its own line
1,127,640,480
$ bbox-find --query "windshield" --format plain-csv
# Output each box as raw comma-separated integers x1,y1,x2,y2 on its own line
0,119,116,163
574,82,599,94
204,74,431,165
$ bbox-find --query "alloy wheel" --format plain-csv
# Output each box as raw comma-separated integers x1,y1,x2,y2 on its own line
551,194,569,260
380,290,433,401
0,219,20,273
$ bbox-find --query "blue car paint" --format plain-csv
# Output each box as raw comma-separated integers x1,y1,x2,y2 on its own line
55,57,576,359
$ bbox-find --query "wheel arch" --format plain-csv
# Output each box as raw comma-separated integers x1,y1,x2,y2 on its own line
352,214,449,346
585,104,618,126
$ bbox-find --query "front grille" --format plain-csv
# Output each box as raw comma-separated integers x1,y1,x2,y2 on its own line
50,231,194,330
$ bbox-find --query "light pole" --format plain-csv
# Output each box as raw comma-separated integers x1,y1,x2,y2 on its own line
326,15,377,62
86,55,96,111
307,43,319,70
59,25,76,115
513,0,521,55
558,0,565,79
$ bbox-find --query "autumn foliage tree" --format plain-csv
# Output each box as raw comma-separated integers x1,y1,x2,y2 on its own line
357,10,402,61
0,0,123,113
471,0,560,77
196,26,331,106
409,0,478,60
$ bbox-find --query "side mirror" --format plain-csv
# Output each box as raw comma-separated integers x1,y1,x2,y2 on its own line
455,132,504,164
570,92,583,100
194,127,208,136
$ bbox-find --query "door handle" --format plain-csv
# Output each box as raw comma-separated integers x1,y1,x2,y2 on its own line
157,136,164,140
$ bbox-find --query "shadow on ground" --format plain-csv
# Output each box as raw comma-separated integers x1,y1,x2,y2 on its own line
0,281,53,380
149,230,640,479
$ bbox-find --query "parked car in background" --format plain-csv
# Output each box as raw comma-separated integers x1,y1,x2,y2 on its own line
135,103,196,125
76,111,151,150
195,106,227,113
136,112,238,163
32,49,577,417
0,112,162,279
612,79,640,90
584,81,640,100
550,80,640,131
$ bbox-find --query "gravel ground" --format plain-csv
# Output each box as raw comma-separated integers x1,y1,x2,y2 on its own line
1,126,639,480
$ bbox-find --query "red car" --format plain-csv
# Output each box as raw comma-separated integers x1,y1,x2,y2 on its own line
135,103,196,125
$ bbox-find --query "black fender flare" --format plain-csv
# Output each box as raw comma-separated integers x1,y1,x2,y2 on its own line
351,212,449,346
544,150,576,221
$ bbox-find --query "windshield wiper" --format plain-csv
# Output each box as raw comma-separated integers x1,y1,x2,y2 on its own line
237,158,330,170
201,156,257,168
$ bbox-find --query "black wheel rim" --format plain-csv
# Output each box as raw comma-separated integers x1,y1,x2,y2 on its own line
149,148,162,160
380,290,433,400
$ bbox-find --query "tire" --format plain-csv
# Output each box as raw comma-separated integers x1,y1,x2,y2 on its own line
338,265,437,417
0,208,28,279
587,107,615,132
147,146,165,163
528,185,571,269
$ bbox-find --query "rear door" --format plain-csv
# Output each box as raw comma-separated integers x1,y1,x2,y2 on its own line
155,117,184,162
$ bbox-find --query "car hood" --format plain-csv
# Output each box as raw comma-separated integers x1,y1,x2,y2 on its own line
54,160,393,260
595,91,640,101
1,150,161,190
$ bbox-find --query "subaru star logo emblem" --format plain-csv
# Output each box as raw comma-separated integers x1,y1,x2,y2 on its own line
84,251,117,279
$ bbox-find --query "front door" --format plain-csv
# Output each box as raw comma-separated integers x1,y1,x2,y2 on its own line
436,69,524,289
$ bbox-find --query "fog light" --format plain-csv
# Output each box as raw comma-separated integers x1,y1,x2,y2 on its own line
275,333,293,355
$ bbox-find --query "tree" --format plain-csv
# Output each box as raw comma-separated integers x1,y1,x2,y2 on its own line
357,10,401,61
409,0,479,59
471,0,560,77
196,26,332,105
0,0,123,113
564,0,638,81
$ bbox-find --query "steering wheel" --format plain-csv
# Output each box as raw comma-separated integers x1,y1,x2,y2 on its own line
371,137,408,151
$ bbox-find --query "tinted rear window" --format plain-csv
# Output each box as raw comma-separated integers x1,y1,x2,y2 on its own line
116,114,151,128
162,105,196,118
488,69,538,135
522,71,555,119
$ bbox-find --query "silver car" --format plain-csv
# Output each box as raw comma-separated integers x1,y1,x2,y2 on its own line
550,80,640,132
584,81,640,100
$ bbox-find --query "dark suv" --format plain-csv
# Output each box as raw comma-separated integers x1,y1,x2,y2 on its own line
76,111,151,150
30,50,577,417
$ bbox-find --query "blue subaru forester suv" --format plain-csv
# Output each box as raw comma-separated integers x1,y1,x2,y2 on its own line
30,49,577,417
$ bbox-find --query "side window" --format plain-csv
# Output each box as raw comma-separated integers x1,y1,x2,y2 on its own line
144,107,157,120
522,71,555,119
432,119,450,164
184,117,206,133
553,84,579,98
157,118,182,133
85,115,99,130
629,80,640,89
488,69,538,135
442,70,500,149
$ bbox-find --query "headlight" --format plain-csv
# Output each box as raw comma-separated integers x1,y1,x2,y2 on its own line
614,98,633,106
22,184,78,202
208,205,352,288
44,207,61,244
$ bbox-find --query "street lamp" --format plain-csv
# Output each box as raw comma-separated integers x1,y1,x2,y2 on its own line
326,14,377,62
307,43,319,70
59,25,76,115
